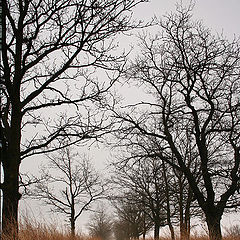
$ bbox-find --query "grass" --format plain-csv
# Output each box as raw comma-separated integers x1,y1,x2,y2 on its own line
1,218,240,240
1,217,91,240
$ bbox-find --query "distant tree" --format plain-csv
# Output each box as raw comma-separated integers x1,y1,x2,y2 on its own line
113,220,130,240
88,206,113,240
111,158,167,240
113,219,137,240
111,144,198,240
112,197,152,240
0,0,147,237
31,147,105,237
113,4,240,240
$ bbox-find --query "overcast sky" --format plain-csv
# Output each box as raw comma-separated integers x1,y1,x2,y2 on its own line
20,0,240,235
135,0,240,37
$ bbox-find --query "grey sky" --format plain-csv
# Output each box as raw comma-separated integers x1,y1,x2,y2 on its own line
20,0,240,235
135,0,240,37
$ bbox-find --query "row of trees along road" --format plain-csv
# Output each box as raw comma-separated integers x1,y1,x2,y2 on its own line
1,1,240,240
110,156,200,240
0,0,147,238
111,5,240,240
87,204,151,240
87,203,240,240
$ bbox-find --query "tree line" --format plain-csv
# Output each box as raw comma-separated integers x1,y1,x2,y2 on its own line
0,1,240,240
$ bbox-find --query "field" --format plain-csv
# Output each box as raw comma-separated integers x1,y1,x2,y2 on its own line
2,224,240,240
1,217,240,240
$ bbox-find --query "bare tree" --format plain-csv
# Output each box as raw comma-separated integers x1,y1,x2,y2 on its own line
111,142,199,240
113,219,133,240
111,158,169,240
110,122,200,240
113,4,240,240
31,147,105,237
112,196,152,240
88,206,113,240
0,0,148,237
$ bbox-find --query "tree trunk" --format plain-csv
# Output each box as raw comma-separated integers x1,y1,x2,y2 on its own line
168,223,175,240
2,155,21,240
184,199,191,240
70,212,75,238
184,188,193,240
206,214,222,240
70,197,75,239
70,217,76,239
1,108,22,239
133,226,140,240
162,161,175,240
142,230,146,240
154,222,160,240
180,222,189,240
185,215,191,240
142,214,146,240
180,207,191,240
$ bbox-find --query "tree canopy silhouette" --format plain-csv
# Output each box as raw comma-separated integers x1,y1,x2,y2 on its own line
113,5,240,240
0,0,147,238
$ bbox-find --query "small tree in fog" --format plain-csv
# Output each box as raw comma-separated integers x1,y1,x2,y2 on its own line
32,147,105,237
88,207,113,240
112,195,153,240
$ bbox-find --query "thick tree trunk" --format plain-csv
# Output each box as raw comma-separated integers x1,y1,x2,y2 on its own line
2,155,21,240
1,107,22,239
206,215,222,240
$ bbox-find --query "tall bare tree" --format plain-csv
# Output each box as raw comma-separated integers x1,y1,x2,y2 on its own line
0,0,147,237
32,147,105,237
113,4,240,240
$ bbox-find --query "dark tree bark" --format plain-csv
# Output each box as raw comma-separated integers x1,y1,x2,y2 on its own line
162,162,175,240
153,221,160,240
205,209,223,240
70,198,76,238
1,103,22,238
